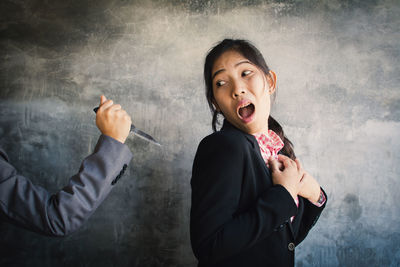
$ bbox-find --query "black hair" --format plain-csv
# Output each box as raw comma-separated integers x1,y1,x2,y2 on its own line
204,39,296,159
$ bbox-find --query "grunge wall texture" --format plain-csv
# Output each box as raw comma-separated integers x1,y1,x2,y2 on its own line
0,0,399,266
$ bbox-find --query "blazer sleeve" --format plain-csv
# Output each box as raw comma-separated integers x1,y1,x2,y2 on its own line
190,134,298,265
295,188,327,245
0,134,133,236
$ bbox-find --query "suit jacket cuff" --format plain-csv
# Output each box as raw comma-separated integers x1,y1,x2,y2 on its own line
95,134,133,168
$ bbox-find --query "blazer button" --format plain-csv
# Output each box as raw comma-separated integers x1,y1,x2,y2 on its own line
288,242,295,251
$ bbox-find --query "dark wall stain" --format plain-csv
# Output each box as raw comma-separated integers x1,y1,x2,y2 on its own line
343,193,362,222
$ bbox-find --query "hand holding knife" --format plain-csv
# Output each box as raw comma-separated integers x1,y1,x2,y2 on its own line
93,106,161,146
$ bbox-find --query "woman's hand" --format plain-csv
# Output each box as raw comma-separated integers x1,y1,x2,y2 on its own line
298,170,321,203
95,95,132,144
268,154,303,201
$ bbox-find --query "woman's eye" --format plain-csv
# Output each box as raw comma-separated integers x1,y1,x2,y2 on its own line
216,80,226,87
242,70,252,77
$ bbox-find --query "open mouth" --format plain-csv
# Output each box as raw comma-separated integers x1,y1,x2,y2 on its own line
238,103,255,121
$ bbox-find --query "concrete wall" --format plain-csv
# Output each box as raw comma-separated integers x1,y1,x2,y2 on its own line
0,0,399,266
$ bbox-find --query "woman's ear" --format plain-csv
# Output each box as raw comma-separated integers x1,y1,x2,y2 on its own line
266,70,277,95
212,99,221,112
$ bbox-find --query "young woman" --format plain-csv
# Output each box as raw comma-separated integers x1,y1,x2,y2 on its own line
190,39,327,267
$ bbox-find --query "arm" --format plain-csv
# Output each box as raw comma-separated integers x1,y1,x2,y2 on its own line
290,165,327,245
0,135,132,236
295,188,327,245
0,95,133,236
268,155,326,245
190,135,298,265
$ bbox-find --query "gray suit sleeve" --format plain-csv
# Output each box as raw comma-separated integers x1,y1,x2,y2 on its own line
0,134,133,236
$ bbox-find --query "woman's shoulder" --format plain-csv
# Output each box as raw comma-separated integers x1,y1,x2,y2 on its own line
198,127,250,153
193,129,248,171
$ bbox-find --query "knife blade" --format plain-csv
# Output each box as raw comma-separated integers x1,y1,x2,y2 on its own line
93,107,161,146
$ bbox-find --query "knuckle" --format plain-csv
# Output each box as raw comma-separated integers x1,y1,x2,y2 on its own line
105,111,114,119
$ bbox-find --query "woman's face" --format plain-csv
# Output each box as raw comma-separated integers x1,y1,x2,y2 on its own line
211,50,276,134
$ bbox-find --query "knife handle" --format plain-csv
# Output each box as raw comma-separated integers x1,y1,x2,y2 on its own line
93,106,134,132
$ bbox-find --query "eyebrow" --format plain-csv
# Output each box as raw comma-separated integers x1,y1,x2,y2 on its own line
211,60,252,80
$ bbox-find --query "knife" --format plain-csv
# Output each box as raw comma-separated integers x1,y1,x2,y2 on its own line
93,107,161,146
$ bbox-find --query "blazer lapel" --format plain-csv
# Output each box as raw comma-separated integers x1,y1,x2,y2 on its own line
221,119,272,184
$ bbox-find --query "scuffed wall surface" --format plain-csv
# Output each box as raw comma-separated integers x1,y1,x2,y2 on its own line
0,0,399,266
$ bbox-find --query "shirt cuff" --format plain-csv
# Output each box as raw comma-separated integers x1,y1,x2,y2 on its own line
310,188,326,207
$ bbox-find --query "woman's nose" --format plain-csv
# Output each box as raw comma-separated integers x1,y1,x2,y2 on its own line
232,81,246,98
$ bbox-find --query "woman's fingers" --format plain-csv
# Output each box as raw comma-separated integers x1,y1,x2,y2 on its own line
277,154,294,169
268,157,280,173
295,158,304,173
273,154,321,202
294,158,301,171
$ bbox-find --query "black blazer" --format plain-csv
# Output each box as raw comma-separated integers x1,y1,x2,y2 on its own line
190,120,326,267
